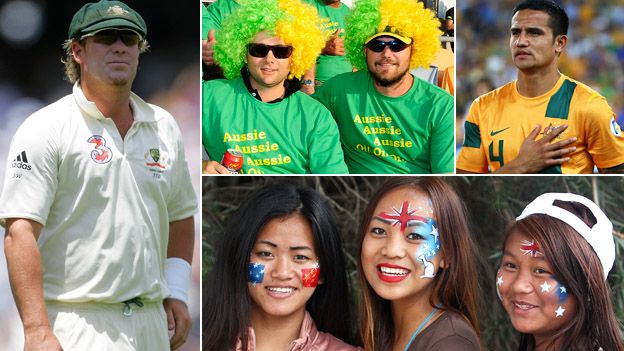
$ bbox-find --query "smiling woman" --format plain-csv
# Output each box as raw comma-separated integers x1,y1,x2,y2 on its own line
203,183,361,351
358,177,481,351
497,193,624,351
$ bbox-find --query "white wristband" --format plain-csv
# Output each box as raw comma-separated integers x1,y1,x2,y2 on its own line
165,257,191,305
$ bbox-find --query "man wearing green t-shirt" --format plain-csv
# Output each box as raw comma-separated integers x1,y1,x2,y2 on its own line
314,0,454,174
300,0,353,94
202,0,352,88
202,0,348,174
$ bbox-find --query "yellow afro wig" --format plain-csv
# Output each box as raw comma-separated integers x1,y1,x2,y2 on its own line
214,0,327,80
345,0,442,71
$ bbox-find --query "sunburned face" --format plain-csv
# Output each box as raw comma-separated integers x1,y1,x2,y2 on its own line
361,187,444,303
497,230,576,344
248,214,322,319
73,31,140,88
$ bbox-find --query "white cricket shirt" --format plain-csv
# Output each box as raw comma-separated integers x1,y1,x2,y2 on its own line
0,83,197,303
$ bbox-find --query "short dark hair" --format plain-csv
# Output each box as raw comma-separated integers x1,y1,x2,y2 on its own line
203,182,354,350
513,0,569,37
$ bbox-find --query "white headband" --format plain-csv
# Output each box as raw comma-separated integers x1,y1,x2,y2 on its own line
516,193,615,280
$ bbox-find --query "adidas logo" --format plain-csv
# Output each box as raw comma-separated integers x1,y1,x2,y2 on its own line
11,150,32,170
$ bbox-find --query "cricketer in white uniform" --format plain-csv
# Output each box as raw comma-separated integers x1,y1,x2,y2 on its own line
0,1,197,350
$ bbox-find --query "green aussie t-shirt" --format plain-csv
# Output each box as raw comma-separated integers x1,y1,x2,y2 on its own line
314,70,454,174
306,0,352,83
202,78,348,174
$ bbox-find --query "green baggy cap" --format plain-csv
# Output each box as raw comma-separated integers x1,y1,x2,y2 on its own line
68,0,147,39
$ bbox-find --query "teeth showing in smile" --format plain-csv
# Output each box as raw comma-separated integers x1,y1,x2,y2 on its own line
379,266,409,276
267,287,294,293
513,302,535,310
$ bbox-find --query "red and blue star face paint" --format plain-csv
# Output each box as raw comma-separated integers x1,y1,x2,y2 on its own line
498,230,577,337
552,278,568,317
248,262,265,286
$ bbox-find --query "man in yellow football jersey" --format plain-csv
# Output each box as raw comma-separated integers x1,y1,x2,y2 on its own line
457,0,624,174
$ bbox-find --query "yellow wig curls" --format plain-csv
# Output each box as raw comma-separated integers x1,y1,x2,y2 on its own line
345,0,442,71
214,0,327,80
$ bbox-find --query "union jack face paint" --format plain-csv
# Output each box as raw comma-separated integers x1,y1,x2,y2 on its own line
378,200,432,234
520,240,543,257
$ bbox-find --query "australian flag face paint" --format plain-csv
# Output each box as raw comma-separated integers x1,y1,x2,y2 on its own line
248,262,265,286
498,230,577,336
376,200,440,279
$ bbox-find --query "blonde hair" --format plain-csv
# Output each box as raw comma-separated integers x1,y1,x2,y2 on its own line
61,38,149,83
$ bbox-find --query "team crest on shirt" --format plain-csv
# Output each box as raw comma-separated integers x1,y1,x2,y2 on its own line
144,148,168,178
610,117,622,137
542,123,565,141
87,135,113,164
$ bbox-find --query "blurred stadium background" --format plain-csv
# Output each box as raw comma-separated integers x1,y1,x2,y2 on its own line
457,0,624,150
0,1,201,349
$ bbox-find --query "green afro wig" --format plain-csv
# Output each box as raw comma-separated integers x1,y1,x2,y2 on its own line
345,0,442,71
214,0,327,80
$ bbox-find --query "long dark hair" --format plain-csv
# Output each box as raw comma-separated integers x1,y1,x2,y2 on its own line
203,182,353,350
507,200,624,351
358,177,481,351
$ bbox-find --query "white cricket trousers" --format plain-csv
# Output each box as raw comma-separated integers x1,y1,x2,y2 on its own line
46,300,170,351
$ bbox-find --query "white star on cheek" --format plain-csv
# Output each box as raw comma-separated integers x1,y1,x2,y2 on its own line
430,226,439,242
497,276,504,286
560,286,566,294
540,281,552,292
555,306,565,317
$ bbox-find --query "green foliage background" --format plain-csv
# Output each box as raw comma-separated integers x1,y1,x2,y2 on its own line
202,176,624,350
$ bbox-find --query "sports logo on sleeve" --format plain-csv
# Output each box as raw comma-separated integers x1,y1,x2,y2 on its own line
87,135,113,164
610,117,622,137
10,150,32,171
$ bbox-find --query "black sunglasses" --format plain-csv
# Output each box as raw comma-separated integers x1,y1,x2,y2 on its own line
87,29,142,46
365,39,410,53
247,43,293,59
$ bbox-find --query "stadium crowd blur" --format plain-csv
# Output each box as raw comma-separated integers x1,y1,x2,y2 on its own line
0,1,201,350
457,0,624,150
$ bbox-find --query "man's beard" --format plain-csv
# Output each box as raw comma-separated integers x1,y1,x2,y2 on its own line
370,64,410,87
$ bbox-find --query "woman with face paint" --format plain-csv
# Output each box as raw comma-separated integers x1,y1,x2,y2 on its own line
497,193,624,351
358,177,481,351
203,183,360,351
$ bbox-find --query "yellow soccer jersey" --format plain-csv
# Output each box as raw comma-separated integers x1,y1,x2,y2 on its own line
457,74,624,173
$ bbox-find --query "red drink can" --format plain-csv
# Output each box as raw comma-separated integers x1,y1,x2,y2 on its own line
221,149,244,174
